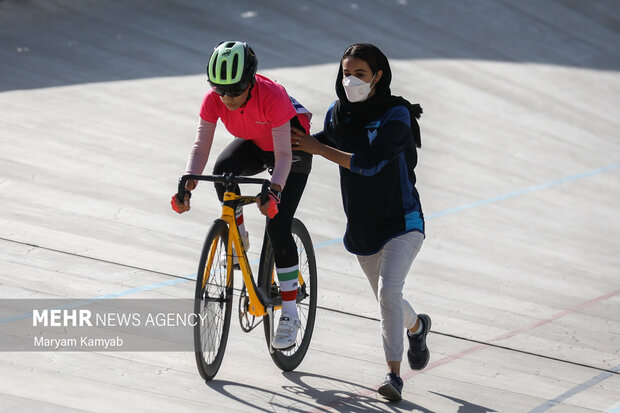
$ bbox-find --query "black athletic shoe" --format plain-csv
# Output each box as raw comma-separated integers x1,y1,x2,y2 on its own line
377,372,403,401
407,313,431,370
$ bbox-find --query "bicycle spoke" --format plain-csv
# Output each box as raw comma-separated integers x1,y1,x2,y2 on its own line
194,220,234,380
201,238,226,361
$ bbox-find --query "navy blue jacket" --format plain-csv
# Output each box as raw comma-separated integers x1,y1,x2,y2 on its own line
316,101,424,255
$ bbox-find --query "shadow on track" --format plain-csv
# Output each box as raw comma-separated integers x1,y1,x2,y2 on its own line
204,370,494,412
205,372,421,412
1,0,619,91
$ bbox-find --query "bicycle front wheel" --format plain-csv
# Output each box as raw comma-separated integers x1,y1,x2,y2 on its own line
261,218,317,371
194,219,233,381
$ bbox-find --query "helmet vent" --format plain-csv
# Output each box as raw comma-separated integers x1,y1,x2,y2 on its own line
231,55,239,79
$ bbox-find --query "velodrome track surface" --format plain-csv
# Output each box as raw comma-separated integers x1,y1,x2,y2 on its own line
1,0,619,411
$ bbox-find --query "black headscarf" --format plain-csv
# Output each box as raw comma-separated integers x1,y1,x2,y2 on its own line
332,43,422,147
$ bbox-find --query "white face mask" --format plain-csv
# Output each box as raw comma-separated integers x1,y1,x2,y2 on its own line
342,74,376,102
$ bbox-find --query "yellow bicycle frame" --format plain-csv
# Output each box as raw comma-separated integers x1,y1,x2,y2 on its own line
201,191,305,318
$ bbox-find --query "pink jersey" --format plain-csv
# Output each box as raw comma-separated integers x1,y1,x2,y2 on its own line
199,74,308,151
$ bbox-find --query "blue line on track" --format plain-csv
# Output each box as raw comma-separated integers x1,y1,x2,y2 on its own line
528,364,620,412
1,161,618,325
0,278,194,324
426,162,620,219
77,161,620,295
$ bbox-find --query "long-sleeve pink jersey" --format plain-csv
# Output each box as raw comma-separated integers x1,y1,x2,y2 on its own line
184,74,311,188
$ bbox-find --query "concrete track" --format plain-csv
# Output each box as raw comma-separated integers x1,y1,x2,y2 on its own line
1,1,619,411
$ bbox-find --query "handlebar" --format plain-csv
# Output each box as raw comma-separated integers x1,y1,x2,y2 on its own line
177,174,271,205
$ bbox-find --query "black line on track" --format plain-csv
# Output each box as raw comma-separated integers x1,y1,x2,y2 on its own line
316,306,619,376
0,237,194,282
3,236,618,376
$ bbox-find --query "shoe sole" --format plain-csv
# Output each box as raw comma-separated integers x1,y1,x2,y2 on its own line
378,383,402,401
272,343,296,351
408,313,432,370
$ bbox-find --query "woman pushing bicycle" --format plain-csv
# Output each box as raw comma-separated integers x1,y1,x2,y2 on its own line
292,43,429,401
172,41,312,350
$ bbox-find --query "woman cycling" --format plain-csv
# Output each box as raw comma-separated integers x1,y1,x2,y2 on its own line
172,41,312,350
292,43,429,401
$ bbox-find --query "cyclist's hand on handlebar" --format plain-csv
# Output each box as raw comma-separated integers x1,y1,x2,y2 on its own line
171,179,196,214
257,186,281,219
185,179,197,191
171,191,191,213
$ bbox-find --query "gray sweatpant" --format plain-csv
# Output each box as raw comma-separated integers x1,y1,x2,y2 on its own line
356,231,424,362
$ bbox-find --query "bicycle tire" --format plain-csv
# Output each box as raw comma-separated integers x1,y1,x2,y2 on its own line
194,219,234,381
260,218,317,371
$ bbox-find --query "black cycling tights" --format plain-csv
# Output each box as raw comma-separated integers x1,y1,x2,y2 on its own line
212,138,309,269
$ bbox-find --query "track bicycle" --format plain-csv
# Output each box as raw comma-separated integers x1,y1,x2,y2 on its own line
177,173,317,381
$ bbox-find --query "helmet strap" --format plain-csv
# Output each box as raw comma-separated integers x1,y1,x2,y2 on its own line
240,78,255,109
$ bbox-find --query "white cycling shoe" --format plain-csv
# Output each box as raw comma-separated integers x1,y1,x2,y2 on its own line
272,315,301,350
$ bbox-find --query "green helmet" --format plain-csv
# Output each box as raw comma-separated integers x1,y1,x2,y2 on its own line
207,41,257,92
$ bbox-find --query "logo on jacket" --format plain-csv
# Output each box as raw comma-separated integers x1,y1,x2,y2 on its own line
365,120,380,144
367,129,378,144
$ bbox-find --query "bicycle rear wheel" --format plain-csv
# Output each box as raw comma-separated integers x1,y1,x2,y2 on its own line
260,218,317,371
194,219,234,381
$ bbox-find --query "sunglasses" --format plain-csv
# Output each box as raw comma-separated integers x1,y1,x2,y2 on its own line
212,82,249,97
